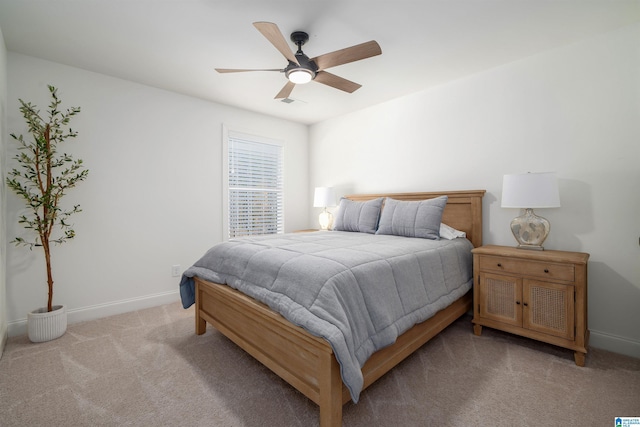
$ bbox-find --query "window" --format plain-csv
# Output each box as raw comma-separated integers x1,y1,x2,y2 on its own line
224,129,284,239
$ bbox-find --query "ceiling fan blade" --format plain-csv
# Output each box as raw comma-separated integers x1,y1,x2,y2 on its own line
314,71,362,93
253,22,299,65
312,40,381,71
215,68,282,73
274,81,296,99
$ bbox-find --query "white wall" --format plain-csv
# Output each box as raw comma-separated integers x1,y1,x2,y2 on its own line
309,24,640,357
0,26,8,356
5,53,309,335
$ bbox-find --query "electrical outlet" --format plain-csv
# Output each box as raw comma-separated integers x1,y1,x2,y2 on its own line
171,265,181,277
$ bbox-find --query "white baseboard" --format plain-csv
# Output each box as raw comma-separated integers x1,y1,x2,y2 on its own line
590,329,640,359
7,290,180,338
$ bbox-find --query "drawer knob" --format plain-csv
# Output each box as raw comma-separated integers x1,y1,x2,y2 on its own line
523,302,529,307
516,301,521,305
544,269,549,273
497,263,502,267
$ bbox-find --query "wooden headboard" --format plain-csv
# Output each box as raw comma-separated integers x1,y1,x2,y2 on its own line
345,190,486,248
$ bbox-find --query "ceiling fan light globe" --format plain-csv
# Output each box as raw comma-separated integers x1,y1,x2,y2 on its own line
287,69,313,84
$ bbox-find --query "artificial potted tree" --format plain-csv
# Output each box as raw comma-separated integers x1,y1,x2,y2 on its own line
6,85,89,342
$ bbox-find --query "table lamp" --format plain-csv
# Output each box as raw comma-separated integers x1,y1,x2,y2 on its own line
313,187,336,230
501,172,560,250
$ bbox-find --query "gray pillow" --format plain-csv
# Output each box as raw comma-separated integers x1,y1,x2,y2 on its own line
332,197,384,234
376,196,448,239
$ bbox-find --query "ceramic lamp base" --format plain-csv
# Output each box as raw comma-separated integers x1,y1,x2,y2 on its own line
510,208,550,251
318,209,333,230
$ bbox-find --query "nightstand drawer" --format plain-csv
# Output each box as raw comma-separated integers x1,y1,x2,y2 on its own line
478,255,575,282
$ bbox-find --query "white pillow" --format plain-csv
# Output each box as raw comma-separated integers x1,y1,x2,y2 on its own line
439,223,466,240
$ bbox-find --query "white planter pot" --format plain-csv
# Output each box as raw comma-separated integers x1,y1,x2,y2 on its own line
27,305,67,343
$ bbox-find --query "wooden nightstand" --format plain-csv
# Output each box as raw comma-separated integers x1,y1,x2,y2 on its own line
472,245,590,366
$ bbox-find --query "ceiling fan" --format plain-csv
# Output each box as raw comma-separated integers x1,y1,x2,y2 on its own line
215,22,382,99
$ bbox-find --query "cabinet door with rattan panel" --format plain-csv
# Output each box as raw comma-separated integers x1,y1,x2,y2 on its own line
523,279,574,340
477,272,522,328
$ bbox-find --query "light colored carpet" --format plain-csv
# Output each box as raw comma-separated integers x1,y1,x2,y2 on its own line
1,301,638,426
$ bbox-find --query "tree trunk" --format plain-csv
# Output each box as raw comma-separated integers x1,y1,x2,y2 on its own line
43,240,54,312
43,123,54,312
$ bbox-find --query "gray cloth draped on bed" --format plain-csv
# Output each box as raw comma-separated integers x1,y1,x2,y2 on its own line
179,231,473,403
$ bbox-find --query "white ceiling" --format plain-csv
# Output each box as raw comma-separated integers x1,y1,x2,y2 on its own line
1,0,639,125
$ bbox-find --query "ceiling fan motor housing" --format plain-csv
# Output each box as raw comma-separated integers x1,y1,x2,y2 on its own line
285,31,318,82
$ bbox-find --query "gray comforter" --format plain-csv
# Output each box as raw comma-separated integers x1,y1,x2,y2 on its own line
179,231,473,402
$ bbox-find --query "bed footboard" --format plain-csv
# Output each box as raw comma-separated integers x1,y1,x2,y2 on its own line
195,277,472,427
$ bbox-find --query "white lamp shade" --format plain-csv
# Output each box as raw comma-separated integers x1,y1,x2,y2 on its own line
313,187,336,208
501,172,560,209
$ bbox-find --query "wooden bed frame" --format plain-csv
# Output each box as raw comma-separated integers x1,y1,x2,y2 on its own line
194,190,485,427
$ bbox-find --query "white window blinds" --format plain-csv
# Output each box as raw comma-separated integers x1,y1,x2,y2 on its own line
227,132,284,238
